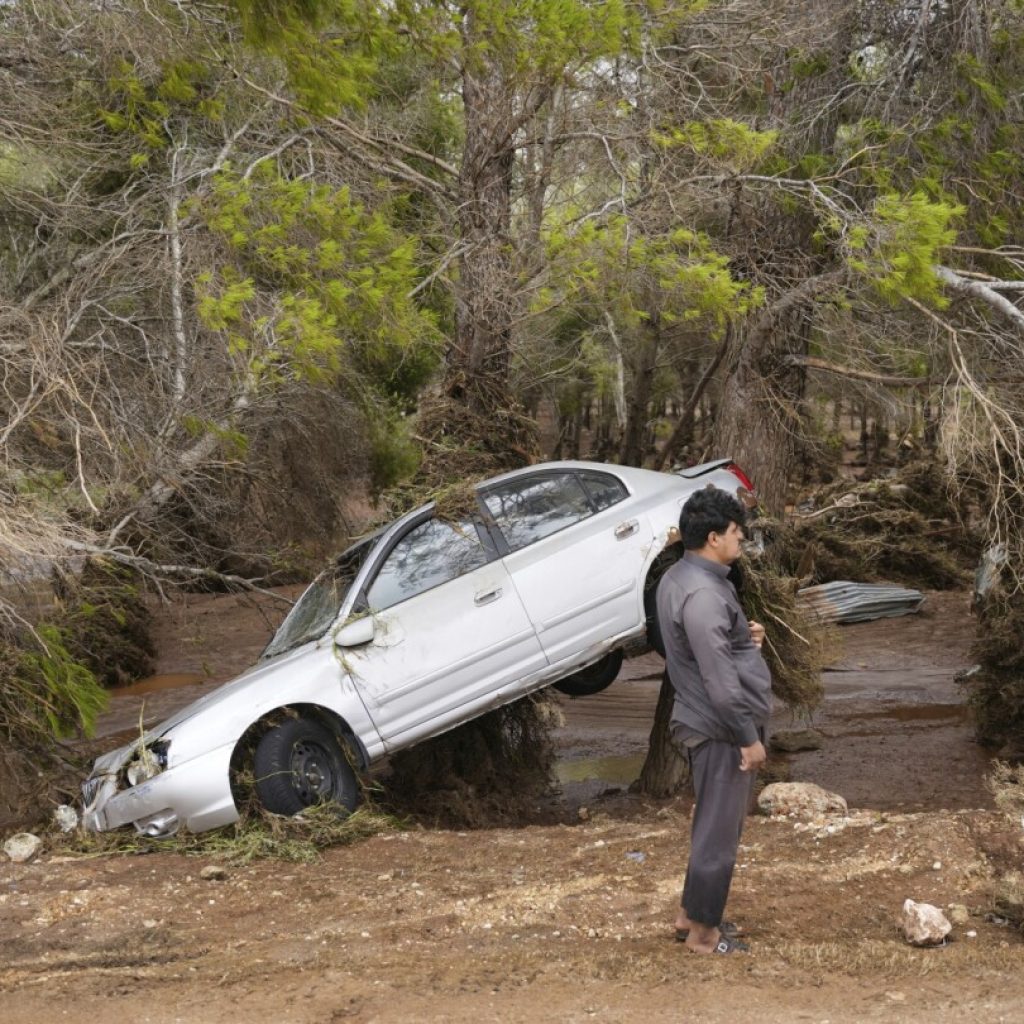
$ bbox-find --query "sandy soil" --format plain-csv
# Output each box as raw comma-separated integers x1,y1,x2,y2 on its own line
3,588,1022,1023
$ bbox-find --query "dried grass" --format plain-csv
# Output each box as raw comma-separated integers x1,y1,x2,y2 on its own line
379,392,540,523
983,763,1024,931
739,554,830,716
777,461,978,590
49,803,403,864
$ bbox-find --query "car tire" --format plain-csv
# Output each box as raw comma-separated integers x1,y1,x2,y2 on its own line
552,649,624,698
253,717,360,816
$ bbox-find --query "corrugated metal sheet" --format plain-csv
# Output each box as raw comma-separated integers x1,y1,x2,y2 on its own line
796,581,926,625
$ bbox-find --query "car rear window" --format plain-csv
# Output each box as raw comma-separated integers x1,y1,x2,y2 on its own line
483,472,594,552
578,470,628,511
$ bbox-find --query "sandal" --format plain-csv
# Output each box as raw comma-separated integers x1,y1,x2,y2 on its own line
710,934,749,954
674,919,743,943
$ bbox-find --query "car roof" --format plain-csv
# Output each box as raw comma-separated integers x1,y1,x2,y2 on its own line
336,458,735,561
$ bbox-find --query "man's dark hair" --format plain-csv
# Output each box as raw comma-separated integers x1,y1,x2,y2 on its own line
678,486,747,550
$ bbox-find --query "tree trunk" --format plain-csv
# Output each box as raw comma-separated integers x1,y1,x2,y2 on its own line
447,53,517,414
620,315,661,467
653,328,732,472
638,271,845,798
714,270,845,516
636,672,690,797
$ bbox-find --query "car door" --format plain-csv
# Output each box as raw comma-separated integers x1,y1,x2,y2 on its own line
482,469,654,667
344,513,546,749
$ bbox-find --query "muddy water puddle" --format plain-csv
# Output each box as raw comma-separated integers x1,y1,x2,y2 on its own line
112,673,206,697
555,753,644,786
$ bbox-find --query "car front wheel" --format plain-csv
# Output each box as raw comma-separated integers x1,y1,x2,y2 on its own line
253,717,360,816
552,649,624,698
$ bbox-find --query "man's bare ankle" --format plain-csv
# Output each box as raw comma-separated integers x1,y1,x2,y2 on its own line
684,923,719,953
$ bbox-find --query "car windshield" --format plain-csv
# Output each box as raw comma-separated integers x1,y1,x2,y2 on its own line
262,535,378,659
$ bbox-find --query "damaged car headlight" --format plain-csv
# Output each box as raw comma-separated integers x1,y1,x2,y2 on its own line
123,740,169,788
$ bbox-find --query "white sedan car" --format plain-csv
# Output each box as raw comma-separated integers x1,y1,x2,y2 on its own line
82,458,756,837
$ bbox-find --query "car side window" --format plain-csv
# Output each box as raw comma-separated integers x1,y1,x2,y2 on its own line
578,470,628,511
366,518,488,611
483,473,594,552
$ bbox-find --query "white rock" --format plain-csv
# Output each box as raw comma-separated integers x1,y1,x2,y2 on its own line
3,833,43,863
757,782,848,819
900,899,951,946
53,805,79,832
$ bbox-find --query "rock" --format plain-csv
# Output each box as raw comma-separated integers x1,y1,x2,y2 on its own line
769,729,825,753
53,805,79,832
199,865,228,881
757,782,847,818
901,899,951,946
947,904,970,926
4,833,43,863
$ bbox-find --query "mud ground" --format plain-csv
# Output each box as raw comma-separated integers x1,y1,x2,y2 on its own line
3,589,1023,1023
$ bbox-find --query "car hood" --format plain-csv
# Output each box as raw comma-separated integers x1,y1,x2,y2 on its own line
150,647,312,738
90,642,326,775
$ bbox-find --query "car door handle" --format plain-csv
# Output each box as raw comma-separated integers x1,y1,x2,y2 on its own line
474,587,502,606
614,519,639,540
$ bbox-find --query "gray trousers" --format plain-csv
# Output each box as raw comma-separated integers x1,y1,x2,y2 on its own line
680,738,757,927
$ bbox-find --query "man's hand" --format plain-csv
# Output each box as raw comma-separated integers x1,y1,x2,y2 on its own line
739,740,767,772
748,620,765,649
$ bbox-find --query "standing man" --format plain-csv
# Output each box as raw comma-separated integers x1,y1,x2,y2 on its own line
656,486,772,954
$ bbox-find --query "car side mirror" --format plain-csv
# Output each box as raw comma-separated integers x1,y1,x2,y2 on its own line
334,616,375,647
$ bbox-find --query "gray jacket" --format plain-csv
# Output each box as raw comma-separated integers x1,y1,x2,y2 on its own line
656,552,773,746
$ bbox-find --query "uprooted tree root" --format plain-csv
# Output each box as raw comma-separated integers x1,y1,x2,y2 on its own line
773,461,978,590
383,692,563,829
55,558,155,687
0,738,85,832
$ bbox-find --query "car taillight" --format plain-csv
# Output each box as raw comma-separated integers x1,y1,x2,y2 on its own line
725,462,755,494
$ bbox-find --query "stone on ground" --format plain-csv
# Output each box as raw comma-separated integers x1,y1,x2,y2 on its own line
901,899,952,946
769,729,825,753
4,833,43,863
757,782,847,818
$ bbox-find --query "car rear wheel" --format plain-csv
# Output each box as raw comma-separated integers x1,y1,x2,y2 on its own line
253,717,360,816
552,649,624,698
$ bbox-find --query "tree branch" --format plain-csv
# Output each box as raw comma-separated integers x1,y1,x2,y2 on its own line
934,265,1024,333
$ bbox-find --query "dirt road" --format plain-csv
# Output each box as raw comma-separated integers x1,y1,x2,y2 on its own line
3,589,1022,1023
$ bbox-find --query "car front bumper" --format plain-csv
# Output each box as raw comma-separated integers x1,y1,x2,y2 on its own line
81,740,239,837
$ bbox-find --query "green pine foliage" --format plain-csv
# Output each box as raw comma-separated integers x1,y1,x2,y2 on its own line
543,214,763,335
654,118,779,173
196,165,442,400
846,193,963,307
2,626,108,744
